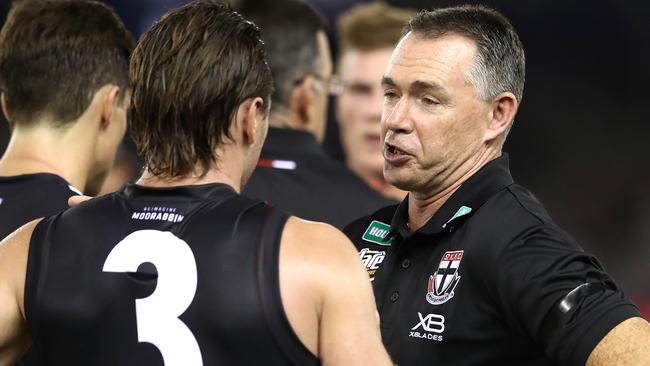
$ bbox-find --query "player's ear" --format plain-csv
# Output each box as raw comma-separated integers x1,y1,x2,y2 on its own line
239,97,265,145
99,85,121,130
1,93,11,121
485,91,518,142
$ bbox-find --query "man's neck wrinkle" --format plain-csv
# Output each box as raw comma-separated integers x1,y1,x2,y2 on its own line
407,148,501,231
408,183,459,231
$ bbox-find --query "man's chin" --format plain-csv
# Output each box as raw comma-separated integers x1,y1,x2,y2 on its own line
384,175,414,192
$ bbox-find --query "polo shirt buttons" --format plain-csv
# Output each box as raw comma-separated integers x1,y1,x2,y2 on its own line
390,291,400,302
401,258,411,269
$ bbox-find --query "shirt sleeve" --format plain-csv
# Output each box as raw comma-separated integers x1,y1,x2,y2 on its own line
495,224,640,366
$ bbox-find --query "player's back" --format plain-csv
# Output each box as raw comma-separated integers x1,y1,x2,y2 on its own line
24,183,319,365
0,173,79,240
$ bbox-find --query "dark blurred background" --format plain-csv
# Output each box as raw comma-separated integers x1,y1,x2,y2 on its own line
0,0,648,308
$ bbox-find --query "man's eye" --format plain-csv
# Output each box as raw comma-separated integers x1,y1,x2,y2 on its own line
384,91,399,100
421,96,439,106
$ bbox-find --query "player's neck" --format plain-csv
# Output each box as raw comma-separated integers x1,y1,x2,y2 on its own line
407,149,501,231
136,170,242,192
0,121,95,191
136,148,245,192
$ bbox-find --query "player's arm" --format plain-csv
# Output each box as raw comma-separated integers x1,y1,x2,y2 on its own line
280,218,393,366
586,317,650,365
0,220,39,365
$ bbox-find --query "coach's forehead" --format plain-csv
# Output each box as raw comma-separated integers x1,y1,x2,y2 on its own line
386,32,477,87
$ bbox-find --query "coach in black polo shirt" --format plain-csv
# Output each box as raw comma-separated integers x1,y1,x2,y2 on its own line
240,0,394,228
344,5,650,365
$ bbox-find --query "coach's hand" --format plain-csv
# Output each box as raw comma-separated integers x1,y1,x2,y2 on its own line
68,195,93,208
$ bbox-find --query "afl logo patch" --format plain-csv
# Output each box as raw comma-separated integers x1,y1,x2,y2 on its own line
426,250,464,305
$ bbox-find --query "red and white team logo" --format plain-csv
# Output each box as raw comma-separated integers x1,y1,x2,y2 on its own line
426,250,464,305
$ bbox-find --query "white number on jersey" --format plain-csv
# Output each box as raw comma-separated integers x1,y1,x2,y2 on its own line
103,230,203,366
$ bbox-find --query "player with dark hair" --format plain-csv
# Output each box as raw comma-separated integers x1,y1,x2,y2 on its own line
0,0,134,240
344,5,650,365
0,1,392,365
240,0,394,228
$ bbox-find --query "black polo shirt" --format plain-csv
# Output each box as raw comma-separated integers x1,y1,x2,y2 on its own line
243,127,395,228
344,154,639,366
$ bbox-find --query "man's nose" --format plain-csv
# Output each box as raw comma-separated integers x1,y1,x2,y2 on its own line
382,97,412,133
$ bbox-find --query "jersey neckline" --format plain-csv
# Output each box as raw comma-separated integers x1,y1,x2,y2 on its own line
121,182,238,201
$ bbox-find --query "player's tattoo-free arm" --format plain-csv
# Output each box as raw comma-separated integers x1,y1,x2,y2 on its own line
0,220,39,366
313,225,393,366
586,317,650,366
281,219,394,366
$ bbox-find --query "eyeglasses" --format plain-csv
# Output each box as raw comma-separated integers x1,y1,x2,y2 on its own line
293,74,345,96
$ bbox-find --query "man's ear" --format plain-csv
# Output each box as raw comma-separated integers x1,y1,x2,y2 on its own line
485,91,518,142
1,93,11,121
289,76,315,127
239,97,266,145
100,85,121,130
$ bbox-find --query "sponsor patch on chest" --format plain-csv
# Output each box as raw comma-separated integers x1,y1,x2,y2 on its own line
426,250,464,305
361,220,393,245
409,312,445,342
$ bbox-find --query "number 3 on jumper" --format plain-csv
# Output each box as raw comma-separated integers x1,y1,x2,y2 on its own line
103,230,203,366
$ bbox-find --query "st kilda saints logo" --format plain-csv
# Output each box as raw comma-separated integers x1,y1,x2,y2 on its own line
426,250,464,305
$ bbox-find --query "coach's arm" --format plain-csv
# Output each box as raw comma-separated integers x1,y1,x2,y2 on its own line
586,317,650,365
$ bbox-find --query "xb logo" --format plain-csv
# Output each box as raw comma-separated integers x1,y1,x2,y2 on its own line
411,312,445,333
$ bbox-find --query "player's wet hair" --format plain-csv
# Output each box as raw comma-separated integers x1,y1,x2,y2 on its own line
0,0,133,128
405,5,525,104
130,0,273,177
239,0,324,114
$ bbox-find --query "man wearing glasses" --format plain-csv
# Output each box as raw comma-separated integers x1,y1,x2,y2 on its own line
241,0,393,228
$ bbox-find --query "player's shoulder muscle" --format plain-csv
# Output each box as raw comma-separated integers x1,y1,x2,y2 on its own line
0,219,41,296
282,217,366,280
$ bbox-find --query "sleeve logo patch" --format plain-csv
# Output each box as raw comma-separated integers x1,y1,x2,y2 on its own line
359,248,386,280
362,220,393,246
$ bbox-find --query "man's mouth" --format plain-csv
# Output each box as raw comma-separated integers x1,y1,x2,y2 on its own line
384,142,411,165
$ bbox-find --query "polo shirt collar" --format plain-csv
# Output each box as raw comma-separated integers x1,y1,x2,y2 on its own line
390,154,514,238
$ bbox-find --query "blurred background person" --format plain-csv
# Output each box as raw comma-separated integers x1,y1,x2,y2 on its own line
0,0,133,241
239,0,395,228
335,2,413,201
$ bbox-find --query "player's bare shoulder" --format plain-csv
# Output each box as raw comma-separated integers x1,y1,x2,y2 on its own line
279,217,393,365
0,218,42,312
0,219,41,363
281,216,369,282
0,219,42,284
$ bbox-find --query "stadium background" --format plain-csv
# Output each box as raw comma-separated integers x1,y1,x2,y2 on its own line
0,0,648,314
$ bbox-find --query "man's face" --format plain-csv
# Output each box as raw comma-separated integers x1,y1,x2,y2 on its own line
381,32,492,193
336,48,393,177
